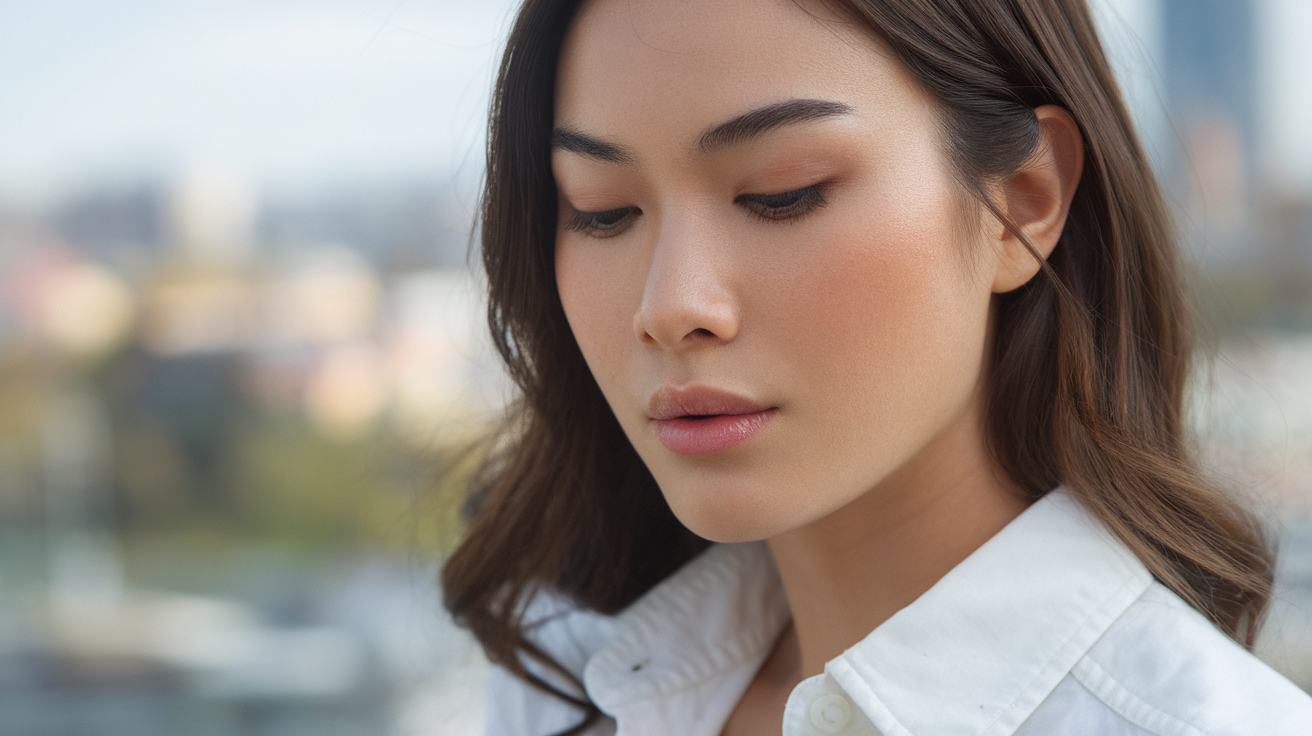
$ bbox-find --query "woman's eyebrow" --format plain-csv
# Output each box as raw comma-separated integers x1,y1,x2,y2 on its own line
698,99,852,153
551,128,635,164
550,98,852,165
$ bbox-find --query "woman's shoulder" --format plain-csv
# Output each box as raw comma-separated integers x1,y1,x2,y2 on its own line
1062,580,1312,735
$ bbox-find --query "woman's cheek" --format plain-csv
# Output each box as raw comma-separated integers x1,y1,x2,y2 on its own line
760,191,989,469
555,236,643,401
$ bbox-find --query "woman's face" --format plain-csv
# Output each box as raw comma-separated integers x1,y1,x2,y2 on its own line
553,0,999,543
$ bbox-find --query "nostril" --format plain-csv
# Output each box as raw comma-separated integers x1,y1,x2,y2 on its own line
633,297,740,348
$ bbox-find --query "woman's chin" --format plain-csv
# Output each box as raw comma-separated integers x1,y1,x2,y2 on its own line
659,486,812,545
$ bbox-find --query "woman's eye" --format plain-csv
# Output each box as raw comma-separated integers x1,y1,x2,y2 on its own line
564,206,639,237
737,184,827,222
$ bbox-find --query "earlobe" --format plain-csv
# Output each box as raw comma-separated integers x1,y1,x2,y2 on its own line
991,105,1085,293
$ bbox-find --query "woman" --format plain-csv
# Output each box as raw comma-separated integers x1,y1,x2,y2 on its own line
443,0,1312,734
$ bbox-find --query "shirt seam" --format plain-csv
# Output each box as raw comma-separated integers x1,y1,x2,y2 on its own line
827,659,913,736
592,606,783,703
1071,656,1207,736
585,543,788,706
977,569,1152,736
601,649,773,707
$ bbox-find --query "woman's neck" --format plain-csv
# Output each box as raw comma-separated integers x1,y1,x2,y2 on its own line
765,400,1029,679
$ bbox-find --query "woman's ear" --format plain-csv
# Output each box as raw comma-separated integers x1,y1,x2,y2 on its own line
990,105,1084,293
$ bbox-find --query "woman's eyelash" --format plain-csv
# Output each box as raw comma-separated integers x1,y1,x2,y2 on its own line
564,206,639,236
564,184,826,236
737,184,827,222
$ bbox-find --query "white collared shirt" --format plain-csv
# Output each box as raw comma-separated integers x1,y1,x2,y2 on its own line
483,489,1312,735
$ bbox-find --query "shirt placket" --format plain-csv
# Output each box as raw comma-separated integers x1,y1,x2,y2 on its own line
784,673,884,736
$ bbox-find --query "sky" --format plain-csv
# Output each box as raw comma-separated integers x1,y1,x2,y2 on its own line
0,0,1309,204
0,0,519,202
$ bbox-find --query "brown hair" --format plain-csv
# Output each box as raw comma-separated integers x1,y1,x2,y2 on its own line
441,0,1274,731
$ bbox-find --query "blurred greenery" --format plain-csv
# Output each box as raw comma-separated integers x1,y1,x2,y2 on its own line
0,335,480,589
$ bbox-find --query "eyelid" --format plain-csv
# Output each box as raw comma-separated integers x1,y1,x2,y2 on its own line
563,205,640,237
561,181,829,236
736,183,828,222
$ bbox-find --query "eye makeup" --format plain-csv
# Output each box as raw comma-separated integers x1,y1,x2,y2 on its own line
563,206,640,237
736,183,827,223
562,182,829,238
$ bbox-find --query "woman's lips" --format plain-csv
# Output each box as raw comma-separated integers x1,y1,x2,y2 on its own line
652,411,777,455
648,385,777,456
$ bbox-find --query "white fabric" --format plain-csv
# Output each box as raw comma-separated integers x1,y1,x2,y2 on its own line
483,489,1312,736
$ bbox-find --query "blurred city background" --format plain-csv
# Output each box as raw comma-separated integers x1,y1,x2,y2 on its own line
0,0,1310,734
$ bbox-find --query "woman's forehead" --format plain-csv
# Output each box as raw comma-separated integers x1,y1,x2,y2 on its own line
569,0,851,53
554,0,913,143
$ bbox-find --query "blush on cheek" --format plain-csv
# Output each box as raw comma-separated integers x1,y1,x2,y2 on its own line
744,180,991,488
771,181,979,355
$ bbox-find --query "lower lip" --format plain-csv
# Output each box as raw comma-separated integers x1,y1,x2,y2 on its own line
651,409,777,456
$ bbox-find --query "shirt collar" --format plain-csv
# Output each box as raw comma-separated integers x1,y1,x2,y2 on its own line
582,488,1154,735
583,539,790,712
827,488,1153,735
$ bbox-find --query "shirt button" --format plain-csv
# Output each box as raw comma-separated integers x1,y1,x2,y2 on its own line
808,693,852,733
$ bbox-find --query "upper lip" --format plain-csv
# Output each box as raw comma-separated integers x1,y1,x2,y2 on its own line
647,384,771,420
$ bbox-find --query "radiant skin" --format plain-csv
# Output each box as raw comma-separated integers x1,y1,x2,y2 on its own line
552,0,1084,732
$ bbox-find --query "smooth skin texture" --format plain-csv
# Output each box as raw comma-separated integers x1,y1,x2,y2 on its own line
552,0,1084,732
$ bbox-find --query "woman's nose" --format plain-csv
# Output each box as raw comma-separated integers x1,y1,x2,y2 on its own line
632,221,740,350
